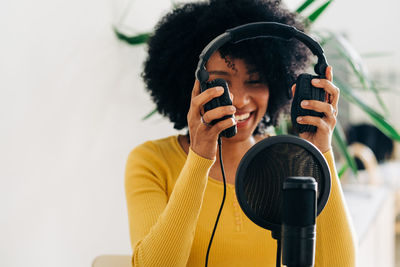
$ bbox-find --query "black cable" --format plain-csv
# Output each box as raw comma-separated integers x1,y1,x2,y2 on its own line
276,238,281,267
205,137,226,267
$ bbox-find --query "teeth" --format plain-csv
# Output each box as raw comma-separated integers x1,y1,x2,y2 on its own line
235,113,250,121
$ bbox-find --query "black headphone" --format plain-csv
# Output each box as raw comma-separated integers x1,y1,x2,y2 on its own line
195,22,329,136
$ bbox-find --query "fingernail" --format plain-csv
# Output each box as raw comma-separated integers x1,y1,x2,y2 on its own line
230,106,236,112
301,100,309,106
216,86,224,92
312,79,320,84
297,117,303,122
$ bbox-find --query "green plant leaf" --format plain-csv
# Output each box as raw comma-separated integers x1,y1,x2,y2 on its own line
113,27,150,45
321,32,389,115
337,47,387,114
296,0,316,13
142,108,158,120
308,0,333,23
333,122,358,176
335,79,400,142
274,116,290,135
360,51,394,58
338,163,349,178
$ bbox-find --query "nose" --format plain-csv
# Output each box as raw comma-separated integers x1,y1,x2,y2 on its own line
230,86,250,109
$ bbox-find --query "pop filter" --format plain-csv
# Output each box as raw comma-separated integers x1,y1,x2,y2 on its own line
235,135,331,235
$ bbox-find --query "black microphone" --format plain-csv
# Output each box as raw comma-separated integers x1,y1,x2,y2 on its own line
282,176,317,267
235,136,331,267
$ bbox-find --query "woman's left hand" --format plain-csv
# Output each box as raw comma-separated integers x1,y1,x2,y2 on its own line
293,66,339,153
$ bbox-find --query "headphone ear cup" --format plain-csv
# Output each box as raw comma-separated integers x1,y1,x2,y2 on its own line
203,79,237,138
291,74,326,133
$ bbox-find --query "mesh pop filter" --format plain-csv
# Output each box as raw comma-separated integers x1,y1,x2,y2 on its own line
235,135,331,234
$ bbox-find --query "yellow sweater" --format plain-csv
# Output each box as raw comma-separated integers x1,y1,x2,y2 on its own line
125,135,356,266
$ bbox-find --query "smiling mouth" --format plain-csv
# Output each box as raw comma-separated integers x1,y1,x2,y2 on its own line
235,112,254,122
235,113,250,122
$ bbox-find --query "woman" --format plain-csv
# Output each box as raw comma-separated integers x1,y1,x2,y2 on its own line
125,0,357,266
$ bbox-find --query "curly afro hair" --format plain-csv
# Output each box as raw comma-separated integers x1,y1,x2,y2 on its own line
142,0,311,133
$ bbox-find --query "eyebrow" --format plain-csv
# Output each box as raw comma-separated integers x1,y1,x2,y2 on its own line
208,70,230,76
247,69,259,74
208,70,260,76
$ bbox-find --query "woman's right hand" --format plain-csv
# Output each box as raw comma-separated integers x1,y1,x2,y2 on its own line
187,80,236,160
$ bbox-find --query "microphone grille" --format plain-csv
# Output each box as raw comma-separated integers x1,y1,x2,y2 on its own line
241,142,323,227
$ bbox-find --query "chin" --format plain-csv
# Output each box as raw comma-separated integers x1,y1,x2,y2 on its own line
222,126,257,143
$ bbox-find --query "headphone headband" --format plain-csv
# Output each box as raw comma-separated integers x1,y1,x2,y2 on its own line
228,22,297,42
195,22,328,97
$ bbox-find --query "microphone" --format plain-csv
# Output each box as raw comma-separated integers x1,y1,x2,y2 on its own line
282,177,317,267
235,135,331,267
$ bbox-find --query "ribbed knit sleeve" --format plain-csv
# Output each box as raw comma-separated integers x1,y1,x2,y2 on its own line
125,142,215,267
315,149,357,266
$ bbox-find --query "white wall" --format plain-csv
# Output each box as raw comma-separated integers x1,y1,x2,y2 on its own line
1,0,399,267
0,0,177,266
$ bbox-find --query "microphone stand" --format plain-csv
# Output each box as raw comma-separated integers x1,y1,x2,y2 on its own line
270,231,282,267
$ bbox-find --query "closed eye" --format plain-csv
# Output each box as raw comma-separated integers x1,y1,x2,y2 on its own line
246,80,262,84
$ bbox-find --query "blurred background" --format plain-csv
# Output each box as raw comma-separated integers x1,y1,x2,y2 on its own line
1,0,399,266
